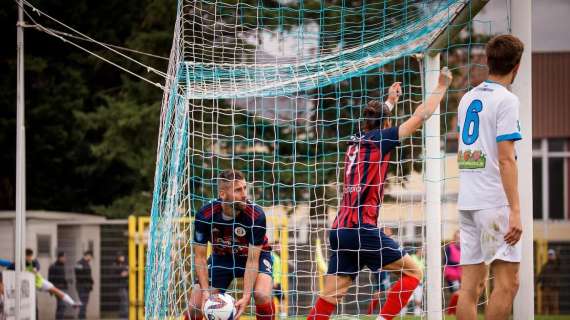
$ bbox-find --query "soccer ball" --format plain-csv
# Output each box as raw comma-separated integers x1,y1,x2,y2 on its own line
202,293,236,320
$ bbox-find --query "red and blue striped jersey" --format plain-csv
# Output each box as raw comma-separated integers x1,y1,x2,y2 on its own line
193,199,271,257
332,126,400,228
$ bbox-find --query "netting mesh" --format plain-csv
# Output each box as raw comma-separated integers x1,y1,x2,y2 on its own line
145,0,493,318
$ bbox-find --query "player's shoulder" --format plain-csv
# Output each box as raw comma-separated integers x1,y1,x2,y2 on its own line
196,199,222,219
242,201,266,221
498,89,519,107
482,81,519,105
360,127,398,143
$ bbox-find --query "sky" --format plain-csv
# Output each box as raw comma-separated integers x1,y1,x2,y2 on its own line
475,0,570,52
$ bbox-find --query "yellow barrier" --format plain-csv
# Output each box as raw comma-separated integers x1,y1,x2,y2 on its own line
128,216,137,320
314,237,328,294
128,214,290,319
535,238,548,313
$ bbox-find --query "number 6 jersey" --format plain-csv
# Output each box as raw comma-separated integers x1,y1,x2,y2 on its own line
457,80,522,210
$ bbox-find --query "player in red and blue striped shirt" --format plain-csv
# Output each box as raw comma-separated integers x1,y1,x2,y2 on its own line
186,170,275,320
308,68,452,320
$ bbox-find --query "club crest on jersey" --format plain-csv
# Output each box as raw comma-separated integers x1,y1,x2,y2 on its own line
234,227,246,237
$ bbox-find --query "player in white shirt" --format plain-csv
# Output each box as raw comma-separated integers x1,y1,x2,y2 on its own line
456,35,525,320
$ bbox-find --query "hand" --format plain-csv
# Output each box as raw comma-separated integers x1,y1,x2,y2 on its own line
234,294,251,319
438,67,453,88
200,290,210,310
504,209,522,246
387,82,402,105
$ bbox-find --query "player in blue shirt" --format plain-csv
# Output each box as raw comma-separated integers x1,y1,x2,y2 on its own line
186,169,275,320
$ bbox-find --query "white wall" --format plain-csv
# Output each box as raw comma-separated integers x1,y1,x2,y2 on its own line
0,221,14,261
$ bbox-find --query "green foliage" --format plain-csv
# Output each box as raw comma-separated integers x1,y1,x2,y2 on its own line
0,0,175,217
0,0,472,218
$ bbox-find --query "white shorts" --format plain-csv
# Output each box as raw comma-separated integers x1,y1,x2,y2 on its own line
459,206,521,265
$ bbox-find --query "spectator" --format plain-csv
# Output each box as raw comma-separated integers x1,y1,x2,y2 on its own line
444,231,461,315
537,249,560,315
4,250,79,317
75,251,94,320
49,252,68,320
114,252,129,319
25,248,40,272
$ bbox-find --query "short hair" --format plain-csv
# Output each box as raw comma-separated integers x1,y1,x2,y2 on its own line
362,100,392,131
218,169,246,190
84,250,93,257
57,252,65,258
486,35,524,76
25,248,33,256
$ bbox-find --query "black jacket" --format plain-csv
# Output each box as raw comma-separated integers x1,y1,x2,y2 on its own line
48,261,68,289
537,260,560,289
74,258,93,291
113,262,129,289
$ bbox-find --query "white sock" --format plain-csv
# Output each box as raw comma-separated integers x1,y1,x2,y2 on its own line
62,293,76,306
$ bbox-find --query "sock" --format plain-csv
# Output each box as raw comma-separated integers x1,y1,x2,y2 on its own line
446,292,459,315
367,297,380,314
255,301,275,320
62,293,76,306
380,275,420,320
307,297,336,320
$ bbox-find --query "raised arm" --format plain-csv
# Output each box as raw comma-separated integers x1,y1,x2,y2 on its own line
398,68,452,138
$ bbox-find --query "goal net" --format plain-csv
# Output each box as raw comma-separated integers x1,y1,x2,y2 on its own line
145,0,491,318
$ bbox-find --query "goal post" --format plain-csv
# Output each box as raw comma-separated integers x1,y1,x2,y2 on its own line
511,0,534,318
424,51,443,320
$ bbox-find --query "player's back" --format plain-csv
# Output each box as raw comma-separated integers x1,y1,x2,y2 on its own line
333,127,399,228
457,80,522,210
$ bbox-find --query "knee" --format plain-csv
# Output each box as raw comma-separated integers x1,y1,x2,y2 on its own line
495,277,519,299
405,264,423,282
253,291,272,305
459,281,485,301
320,288,345,304
414,267,424,282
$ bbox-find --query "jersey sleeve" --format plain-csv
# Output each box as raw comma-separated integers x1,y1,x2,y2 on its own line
496,96,522,142
368,126,400,154
193,210,211,245
249,207,267,246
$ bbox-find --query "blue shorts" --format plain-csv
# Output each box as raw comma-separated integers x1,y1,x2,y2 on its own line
327,226,406,279
206,251,273,290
